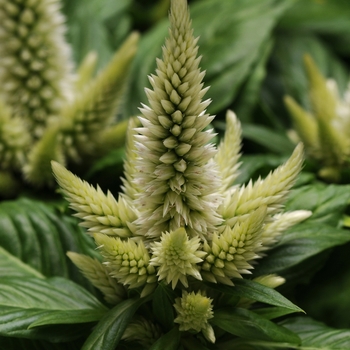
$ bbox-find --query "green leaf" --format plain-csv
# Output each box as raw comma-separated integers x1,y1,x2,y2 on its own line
254,306,300,320
0,276,107,339
62,0,131,68
149,327,181,350
82,297,148,350
125,0,293,116
212,307,300,344
0,307,95,342
152,283,176,331
254,183,350,277
0,336,83,350
0,246,43,278
241,124,294,154
0,277,106,310
206,279,303,313
0,197,97,286
281,316,350,349
285,184,350,226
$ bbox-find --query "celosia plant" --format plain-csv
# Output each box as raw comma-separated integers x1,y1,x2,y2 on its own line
285,54,350,182
51,0,311,347
0,0,138,194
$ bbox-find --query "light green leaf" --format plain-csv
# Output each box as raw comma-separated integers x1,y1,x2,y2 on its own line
82,297,148,350
149,327,181,350
207,279,303,313
281,316,350,349
212,307,300,344
0,247,43,279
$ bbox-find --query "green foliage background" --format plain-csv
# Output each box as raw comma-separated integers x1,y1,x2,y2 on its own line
2,0,350,348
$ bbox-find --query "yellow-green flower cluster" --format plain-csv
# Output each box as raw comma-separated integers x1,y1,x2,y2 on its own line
285,54,350,182
174,291,214,342
0,0,139,191
52,0,311,342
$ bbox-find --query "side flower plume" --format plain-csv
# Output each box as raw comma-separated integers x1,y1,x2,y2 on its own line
0,0,139,191
285,54,350,182
52,0,311,342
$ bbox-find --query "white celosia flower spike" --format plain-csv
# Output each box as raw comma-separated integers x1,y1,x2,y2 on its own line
0,0,73,137
133,0,222,240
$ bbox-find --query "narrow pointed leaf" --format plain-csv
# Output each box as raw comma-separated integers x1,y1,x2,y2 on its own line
149,327,181,350
206,279,303,313
82,297,148,350
212,307,300,344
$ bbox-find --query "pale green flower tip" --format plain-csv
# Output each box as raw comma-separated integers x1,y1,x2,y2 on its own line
174,291,214,333
202,323,216,343
318,165,342,183
150,227,205,289
253,274,286,289
24,126,65,187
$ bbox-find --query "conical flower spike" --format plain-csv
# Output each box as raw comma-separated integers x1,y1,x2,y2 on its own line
150,227,206,288
0,0,73,137
24,126,65,187
94,233,157,293
202,206,267,285
51,161,137,237
214,110,242,192
67,252,126,305
221,143,304,229
133,0,222,240
0,99,30,171
284,95,320,159
303,54,348,165
60,32,139,161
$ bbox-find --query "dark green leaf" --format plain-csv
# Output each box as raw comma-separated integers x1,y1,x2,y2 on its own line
241,124,294,154
207,279,303,313
0,197,97,287
212,307,300,344
82,297,148,350
0,307,93,342
0,336,82,350
254,223,350,277
281,316,350,349
254,306,300,320
152,283,175,331
149,327,181,350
